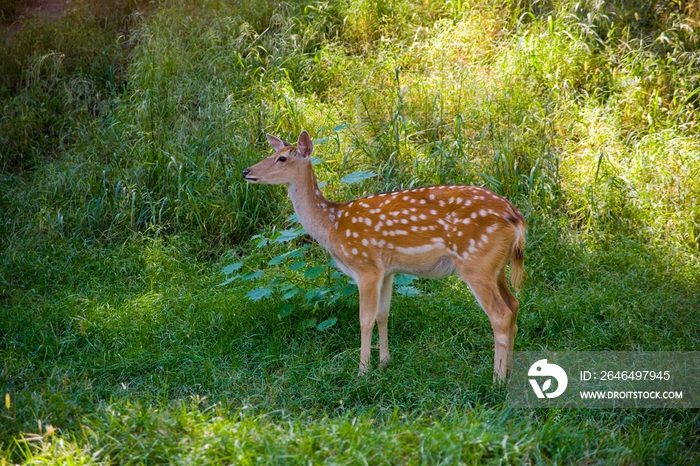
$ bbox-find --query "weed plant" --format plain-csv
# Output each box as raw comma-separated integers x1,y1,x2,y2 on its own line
1,0,699,463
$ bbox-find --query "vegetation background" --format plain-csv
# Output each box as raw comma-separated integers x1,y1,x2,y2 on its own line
1,0,699,463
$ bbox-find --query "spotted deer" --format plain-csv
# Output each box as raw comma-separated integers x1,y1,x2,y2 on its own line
243,131,525,380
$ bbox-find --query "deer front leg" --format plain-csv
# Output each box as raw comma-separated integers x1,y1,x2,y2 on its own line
377,274,394,368
357,273,382,376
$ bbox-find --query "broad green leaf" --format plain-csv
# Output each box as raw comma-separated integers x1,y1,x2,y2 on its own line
317,317,338,331
279,304,294,318
247,287,273,301
289,261,307,271
340,284,358,296
241,271,264,281
221,262,243,275
251,234,268,249
217,274,240,287
330,271,345,279
333,123,348,132
282,287,301,300
287,249,305,259
304,287,328,303
272,227,305,244
313,137,329,144
394,274,417,286
341,170,377,185
287,213,300,224
269,253,288,266
304,266,326,279
396,285,422,297
311,157,323,166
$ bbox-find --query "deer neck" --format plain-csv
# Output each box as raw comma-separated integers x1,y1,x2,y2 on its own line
287,166,336,249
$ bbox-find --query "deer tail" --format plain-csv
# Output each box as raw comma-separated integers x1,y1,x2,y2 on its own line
506,210,526,291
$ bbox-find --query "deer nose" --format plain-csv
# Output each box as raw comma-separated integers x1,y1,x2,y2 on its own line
242,169,251,178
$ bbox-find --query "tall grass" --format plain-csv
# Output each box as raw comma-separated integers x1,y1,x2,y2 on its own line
3,0,698,250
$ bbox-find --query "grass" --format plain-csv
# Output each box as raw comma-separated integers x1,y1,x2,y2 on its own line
2,0,700,463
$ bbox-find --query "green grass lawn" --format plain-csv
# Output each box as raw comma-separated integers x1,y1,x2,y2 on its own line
2,0,700,463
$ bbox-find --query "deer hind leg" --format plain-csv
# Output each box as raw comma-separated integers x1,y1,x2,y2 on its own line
357,272,382,375
377,274,394,368
456,264,515,381
497,270,519,368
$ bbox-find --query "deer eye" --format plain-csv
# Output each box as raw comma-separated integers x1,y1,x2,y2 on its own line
277,156,287,162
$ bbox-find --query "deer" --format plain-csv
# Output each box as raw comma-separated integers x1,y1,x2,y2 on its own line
242,130,525,380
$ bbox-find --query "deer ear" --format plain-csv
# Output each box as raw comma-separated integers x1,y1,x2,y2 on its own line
266,134,290,152
296,130,313,158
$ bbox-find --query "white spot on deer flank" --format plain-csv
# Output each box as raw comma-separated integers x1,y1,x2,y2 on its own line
352,232,359,238
396,243,441,254
365,218,372,226
481,234,489,243
352,248,358,255
346,229,352,237
361,238,369,246
479,209,487,217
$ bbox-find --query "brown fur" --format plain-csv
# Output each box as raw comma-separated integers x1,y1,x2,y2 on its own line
244,131,526,380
